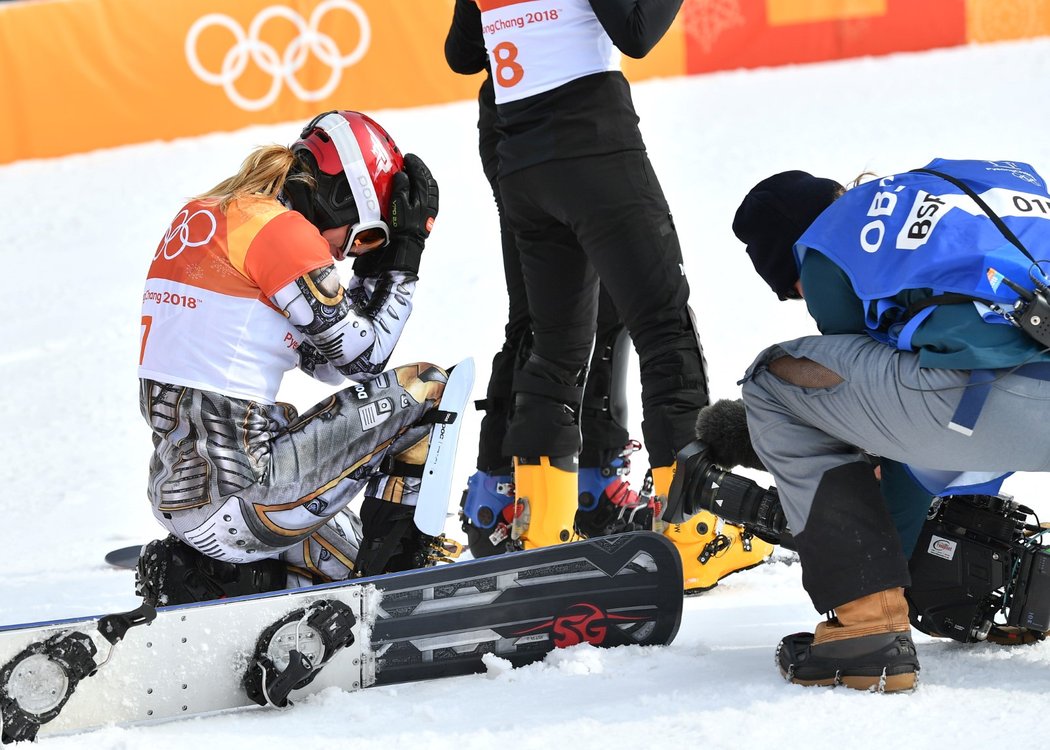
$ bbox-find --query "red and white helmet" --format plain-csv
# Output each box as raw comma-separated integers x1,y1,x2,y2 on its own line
287,110,405,257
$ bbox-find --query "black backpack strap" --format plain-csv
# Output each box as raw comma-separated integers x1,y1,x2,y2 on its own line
903,291,994,320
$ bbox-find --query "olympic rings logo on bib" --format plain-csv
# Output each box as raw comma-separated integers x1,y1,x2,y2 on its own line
156,209,217,261
185,1,371,112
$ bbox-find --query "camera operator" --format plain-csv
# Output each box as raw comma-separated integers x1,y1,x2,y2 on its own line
672,399,1050,649
672,161,1050,693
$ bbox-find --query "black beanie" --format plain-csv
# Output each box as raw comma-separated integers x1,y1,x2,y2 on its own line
732,170,843,300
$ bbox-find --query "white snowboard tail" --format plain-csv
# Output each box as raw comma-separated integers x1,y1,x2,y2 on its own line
413,357,475,536
0,586,381,738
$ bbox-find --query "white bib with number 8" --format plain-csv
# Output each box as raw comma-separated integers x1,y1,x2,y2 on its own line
477,0,620,104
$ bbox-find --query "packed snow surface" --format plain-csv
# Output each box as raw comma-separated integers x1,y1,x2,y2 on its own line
2,37,1050,749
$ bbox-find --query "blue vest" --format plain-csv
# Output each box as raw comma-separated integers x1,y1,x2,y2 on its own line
796,158,1050,496
796,158,1050,350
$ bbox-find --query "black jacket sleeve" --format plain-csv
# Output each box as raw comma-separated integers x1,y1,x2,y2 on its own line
589,0,684,58
445,0,488,74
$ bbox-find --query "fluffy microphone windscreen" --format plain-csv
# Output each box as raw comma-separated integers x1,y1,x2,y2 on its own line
694,399,767,472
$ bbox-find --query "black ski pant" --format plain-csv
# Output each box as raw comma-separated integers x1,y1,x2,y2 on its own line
498,149,709,467
474,108,629,473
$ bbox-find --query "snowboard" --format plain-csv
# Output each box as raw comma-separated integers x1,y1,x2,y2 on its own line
103,545,142,569
1,531,683,743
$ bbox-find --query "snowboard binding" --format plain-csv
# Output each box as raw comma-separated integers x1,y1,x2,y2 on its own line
0,632,97,743
243,600,358,709
0,603,155,743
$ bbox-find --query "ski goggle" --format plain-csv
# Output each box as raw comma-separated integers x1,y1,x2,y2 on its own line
306,111,392,259
342,220,390,258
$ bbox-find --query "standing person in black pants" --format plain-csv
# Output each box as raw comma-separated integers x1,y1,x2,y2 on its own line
445,0,651,558
466,0,772,590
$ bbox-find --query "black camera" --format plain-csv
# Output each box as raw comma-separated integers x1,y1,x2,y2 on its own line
907,493,1050,643
661,439,790,547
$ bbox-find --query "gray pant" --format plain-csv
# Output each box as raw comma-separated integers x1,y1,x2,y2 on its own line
141,363,447,583
741,333,1050,610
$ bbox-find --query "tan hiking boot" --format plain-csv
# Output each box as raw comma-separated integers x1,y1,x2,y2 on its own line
777,588,919,693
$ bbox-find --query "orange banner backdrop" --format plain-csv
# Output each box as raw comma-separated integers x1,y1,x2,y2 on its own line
0,0,1048,165
0,0,487,164
965,0,1050,42
681,0,967,73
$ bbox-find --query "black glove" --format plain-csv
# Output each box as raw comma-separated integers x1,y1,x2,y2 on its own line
353,153,438,277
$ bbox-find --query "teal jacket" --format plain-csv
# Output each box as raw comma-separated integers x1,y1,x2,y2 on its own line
801,250,1050,369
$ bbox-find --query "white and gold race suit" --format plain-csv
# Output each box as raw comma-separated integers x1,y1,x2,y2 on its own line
138,196,446,583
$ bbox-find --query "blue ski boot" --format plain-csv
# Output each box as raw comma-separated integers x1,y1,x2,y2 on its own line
575,440,654,538
459,470,516,557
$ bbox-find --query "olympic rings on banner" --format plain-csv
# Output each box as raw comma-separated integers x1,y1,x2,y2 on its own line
185,1,371,111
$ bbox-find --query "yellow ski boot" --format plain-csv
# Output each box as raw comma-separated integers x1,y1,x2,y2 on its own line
651,464,773,594
662,511,773,593
511,455,579,549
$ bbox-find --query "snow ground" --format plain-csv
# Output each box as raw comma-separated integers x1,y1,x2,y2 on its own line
2,36,1050,748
